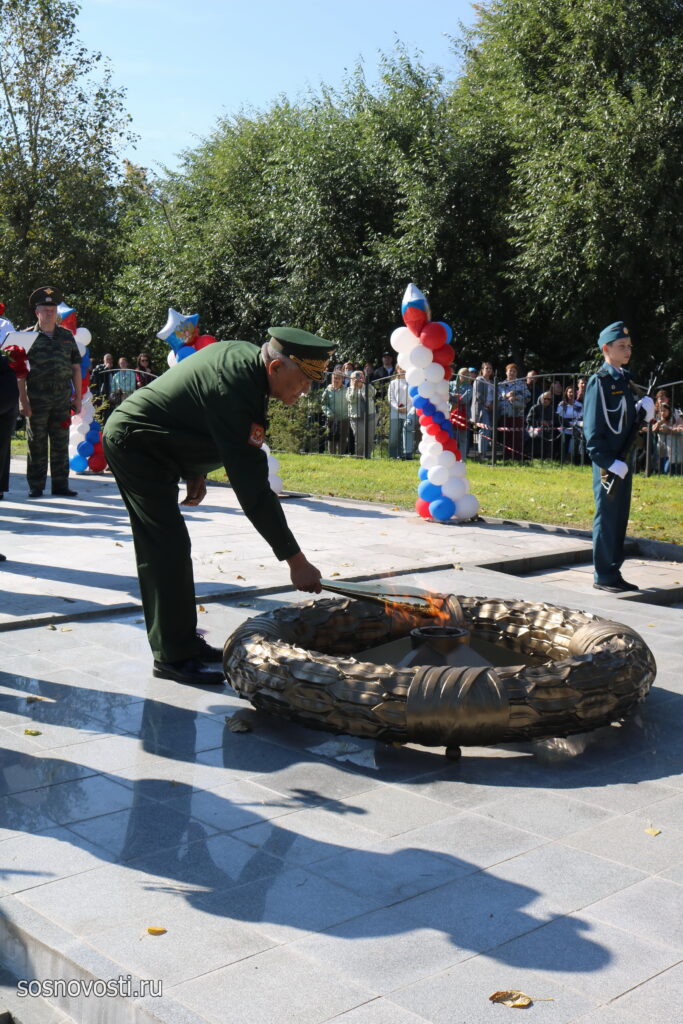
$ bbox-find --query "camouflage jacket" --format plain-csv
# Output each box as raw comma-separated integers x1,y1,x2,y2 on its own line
26,325,80,398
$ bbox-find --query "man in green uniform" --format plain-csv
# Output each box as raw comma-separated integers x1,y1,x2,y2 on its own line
583,321,654,593
17,287,82,498
103,327,335,685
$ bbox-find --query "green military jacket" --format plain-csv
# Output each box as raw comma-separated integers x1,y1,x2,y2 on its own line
26,325,81,400
583,363,637,471
104,340,299,561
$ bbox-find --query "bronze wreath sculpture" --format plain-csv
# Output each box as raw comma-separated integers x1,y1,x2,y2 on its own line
222,582,656,750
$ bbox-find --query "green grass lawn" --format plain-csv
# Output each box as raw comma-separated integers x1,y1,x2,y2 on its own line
212,454,683,546
13,431,681,544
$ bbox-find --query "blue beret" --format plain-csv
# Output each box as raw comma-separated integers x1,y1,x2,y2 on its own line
597,321,630,349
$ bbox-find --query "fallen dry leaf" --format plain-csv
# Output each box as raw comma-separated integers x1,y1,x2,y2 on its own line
391,505,400,511
26,696,47,704
226,716,252,733
329,572,340,577
236,601,251,607
47,624,57,631
235,574,245,580
197,605,206,613
24,729,42,736
645,826,662,837
115,541,123,547
489,991,534,1009
60,627,72,632
214,549,231,554
146,927,167,936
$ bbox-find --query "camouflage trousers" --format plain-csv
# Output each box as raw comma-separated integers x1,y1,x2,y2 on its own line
26,394,72,492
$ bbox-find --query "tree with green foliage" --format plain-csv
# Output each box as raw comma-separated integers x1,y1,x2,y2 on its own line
459,0,683,374
0,0,134,332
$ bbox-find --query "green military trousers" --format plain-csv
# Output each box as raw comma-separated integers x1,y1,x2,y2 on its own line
103,431,201,663
591,462,633,585
26,394,72,492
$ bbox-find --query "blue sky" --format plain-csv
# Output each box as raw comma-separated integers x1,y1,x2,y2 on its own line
78,0,478,172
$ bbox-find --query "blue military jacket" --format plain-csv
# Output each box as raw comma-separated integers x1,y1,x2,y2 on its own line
583,363,637,471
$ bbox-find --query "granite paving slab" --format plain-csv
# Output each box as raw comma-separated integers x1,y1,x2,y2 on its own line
0,462,682,1022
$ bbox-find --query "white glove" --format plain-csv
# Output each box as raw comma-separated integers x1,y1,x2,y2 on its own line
636,396,655,422
607,459,629,479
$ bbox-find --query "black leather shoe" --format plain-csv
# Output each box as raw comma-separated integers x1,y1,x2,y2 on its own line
52,487,78,497
28,488,43,498
196,634,223,663
593,580,632,593
615,576,640,592
153,657,225,685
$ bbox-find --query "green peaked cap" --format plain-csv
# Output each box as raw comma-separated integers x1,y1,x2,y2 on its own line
267,326,336,381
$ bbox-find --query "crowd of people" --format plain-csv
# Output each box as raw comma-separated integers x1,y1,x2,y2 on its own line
316,354,683,473
91,352,158,414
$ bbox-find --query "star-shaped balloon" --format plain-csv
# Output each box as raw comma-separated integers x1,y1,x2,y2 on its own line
157,308,200,351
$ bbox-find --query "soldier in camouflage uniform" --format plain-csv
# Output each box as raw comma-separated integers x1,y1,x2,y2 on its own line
17,287,82,498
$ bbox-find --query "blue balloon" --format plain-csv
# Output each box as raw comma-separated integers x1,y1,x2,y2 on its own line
418,480,442,503
432,411,445,425
435,321,453,345
429,496,456,521
80,349,91,372
176,345,195,361
408,385,419,398
89,420,101,433
442,422,454,436
77,440,94,458
412,396,427,410
69,454,88,473
85,429,99,444
418,466,429,480
423,401,436,417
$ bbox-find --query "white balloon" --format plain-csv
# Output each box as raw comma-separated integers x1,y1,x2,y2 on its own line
75,326,92,347
167,350,177,367
75,340,87,357
418,382,436,400
390,326,417,354
71,413,84,427
455,493,480,520
442,477,467,502
418,438,436,454
463,478,471,493
410,346,433,370
427,465,449,486
397,349,415,371
421,450,441,469
451,461,467,478
267,455,280,473
262,442,271,455
406,367,426,388
269,475,284,494
423,362,445,383
435,450,456,469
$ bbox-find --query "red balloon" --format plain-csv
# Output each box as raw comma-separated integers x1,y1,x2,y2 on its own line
432,344,455,368
92,440,104,455
415,498,432,519
193,334,218,350
425,422,440,436
418,415,430,427
443,439,458,454
419,322,448,351
403,307,428,337
436,429,450,445
88,453,107,472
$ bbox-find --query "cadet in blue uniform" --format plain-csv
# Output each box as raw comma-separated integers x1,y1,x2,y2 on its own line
583,322,654,593
103,326,335,685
